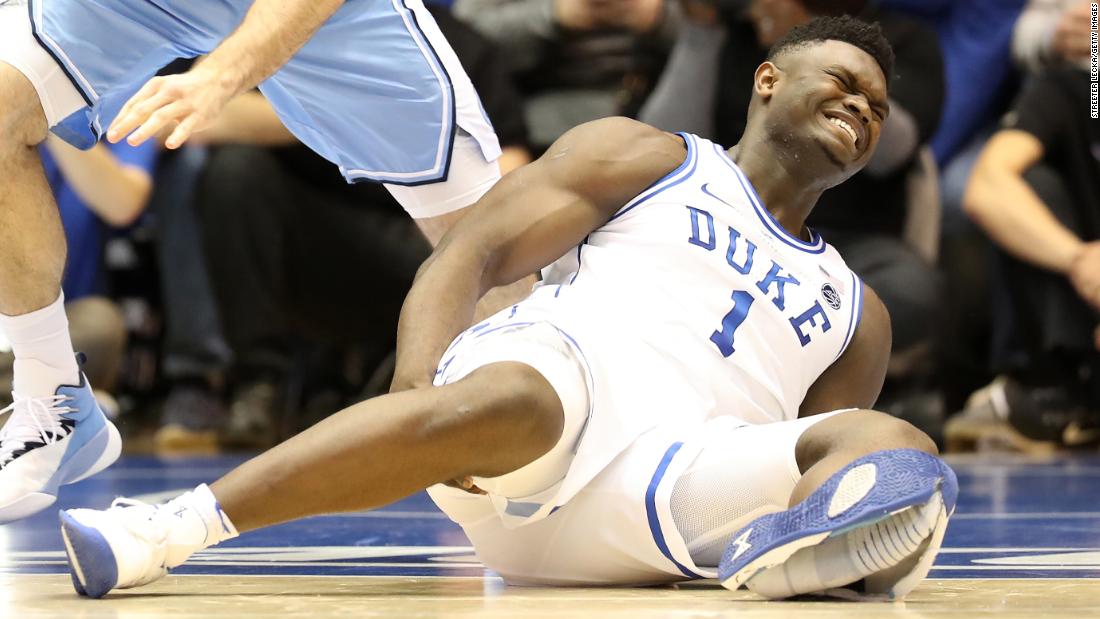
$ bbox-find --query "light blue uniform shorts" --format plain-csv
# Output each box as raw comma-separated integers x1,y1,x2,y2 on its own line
0,0,501,215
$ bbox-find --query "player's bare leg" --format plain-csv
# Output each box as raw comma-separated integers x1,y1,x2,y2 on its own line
0,64,64,318
720,410,955,599
0,63,120,523
212,361,563,531
59,361,566,597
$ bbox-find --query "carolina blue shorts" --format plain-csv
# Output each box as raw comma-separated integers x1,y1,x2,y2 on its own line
9,0,499,186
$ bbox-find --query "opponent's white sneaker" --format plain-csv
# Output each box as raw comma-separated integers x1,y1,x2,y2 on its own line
0,362,121,523
60,484,238,598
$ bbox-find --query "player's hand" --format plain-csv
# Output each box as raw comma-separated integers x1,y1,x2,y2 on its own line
107,65,242,149
1052,1,1093,62
1069,241,1100,312
445,477,487,495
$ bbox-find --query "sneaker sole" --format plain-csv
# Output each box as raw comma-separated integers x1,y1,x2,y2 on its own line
718,449,957,593
0,492,57,524
60,510,119,598
0,420,121,524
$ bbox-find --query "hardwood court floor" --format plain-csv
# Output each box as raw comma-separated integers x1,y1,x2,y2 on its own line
3,453,1100,617
7,575,1099,618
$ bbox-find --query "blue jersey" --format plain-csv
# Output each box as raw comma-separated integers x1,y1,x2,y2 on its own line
30,0,498,184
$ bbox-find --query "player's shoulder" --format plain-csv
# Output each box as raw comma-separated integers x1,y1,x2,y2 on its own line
548,117,687,179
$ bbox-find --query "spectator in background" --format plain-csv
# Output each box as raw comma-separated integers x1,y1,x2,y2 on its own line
874,0,1027,414
640,0,946,437
1013,0,1094,73
961,65,1099,447
453,0,681,152
0,138,158,417
154,7,532,452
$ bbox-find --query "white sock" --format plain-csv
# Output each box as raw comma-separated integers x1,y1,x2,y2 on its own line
159,483,240,568
0,292,79,397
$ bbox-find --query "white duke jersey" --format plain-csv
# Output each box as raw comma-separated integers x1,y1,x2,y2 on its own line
454,132,865,513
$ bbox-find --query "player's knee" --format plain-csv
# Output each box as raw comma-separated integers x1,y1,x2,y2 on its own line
797,410,937,472
450,363,565,475
0,63,48,147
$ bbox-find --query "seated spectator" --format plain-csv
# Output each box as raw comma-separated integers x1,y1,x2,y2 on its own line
876,0,1027,414
640,0,946,438
453,0,681,152
154,7,532,452
0,137,158,418
961,65,1099,446
1013,0,1094,73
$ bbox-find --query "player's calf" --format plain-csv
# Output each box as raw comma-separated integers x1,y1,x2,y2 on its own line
59,361,567,597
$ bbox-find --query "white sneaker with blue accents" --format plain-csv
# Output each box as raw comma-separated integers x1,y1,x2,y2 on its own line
718,449,957,600
60,483,238,598
0,359,121,523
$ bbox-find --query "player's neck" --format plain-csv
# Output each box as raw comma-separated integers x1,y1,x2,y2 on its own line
727,142,824,243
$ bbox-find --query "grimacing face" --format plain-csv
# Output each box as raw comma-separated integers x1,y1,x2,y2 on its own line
758,39,890,184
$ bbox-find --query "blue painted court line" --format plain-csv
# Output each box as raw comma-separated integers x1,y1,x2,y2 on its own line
3,454,1099,579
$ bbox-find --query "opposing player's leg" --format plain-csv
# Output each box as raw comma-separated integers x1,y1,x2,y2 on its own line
719,410,955,600
385,133,537,318
59,360,566,597
0,10,120,523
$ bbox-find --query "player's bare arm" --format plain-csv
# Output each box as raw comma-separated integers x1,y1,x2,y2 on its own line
107,0,346,148
391,117,687,392
798,284,891,416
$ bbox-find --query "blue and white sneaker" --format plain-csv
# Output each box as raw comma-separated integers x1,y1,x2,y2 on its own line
61,484,237,598
718,449,957,600
0,360,122,523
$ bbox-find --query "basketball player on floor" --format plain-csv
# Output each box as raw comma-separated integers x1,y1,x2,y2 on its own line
0,0,510,522
61,17,957,600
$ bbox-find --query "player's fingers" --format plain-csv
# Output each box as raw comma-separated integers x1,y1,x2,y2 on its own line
112,92,177,145
127,103,189,147
163,113,202,150
108,79,166,142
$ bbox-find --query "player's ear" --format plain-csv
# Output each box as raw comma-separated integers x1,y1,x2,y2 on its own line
754,61,782,101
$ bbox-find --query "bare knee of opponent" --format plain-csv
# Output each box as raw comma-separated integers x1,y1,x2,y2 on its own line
0,62,48,148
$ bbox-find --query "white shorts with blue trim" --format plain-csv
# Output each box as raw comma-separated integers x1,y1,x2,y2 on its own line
431,408,845,585
0,0,500,215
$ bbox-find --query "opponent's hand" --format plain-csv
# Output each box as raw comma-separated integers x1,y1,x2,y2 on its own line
107,66,242,149
1069,241,1100,312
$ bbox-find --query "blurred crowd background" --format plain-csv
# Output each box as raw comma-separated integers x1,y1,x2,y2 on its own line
3,0,1096,456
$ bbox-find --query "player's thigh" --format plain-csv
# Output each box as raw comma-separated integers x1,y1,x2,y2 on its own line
386,132,502,239
261,1,500,214
0,4,61,145
1,0,233,149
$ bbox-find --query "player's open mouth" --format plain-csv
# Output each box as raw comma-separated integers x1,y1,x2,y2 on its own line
820,111,864,155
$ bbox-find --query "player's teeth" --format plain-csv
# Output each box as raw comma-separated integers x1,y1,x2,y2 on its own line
829,118,856,144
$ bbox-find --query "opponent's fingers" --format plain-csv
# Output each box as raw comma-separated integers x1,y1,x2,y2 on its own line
127,103,190,147
164,114,202,150
108,78,167,142
111,92,178,144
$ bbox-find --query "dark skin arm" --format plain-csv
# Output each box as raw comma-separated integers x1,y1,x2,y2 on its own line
799,284,891,416
391,117,687,392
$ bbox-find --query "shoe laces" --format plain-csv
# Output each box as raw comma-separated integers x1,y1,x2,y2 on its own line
0,393,75,467
109,497,170,546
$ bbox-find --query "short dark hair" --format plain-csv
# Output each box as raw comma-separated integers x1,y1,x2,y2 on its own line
767,16,895,83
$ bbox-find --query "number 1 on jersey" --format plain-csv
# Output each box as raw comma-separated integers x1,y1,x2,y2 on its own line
710,290,755,357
